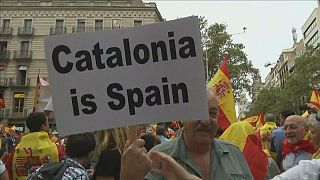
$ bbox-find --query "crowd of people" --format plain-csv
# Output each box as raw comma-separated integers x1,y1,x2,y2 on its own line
0,88,319,180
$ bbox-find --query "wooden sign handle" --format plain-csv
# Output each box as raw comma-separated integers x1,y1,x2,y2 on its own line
128,125,137,142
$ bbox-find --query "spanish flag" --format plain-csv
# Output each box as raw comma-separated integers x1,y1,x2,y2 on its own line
308,87,320,109
220,121,268,180
241,114,265,129
207,57,237,130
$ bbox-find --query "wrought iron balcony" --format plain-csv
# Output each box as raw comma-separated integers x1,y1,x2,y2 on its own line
17,27,34,36
13,50,32,60
0,27,13,36
9,77,30,87
0,108,29,118
50,27,67,35
72,26,113,33
0,77,8,87
0,50,10,61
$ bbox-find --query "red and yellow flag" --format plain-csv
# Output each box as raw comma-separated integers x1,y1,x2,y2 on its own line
308,87,320,109
207,57,237,130
0,92,5,108
220,121,268,180
241,114,265,129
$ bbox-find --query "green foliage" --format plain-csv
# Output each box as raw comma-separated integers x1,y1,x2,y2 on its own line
249,47,320,115
199,17,258,101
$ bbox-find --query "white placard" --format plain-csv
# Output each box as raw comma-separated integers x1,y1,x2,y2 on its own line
44,16,208,136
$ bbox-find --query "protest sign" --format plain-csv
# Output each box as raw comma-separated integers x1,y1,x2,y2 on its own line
44,16,208,136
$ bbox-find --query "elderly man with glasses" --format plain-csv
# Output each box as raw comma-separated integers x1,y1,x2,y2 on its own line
282,115,315,171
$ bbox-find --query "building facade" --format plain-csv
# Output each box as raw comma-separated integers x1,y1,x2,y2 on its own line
237,93,251,119
302,7,320,49
0,0,163,130
264,39,305,88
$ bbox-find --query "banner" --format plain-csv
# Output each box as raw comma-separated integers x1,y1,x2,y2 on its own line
44,16,208,136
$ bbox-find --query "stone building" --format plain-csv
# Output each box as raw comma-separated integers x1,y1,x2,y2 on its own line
0,0,163,130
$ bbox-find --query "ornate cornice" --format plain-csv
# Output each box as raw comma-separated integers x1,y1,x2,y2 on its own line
0,6,163,21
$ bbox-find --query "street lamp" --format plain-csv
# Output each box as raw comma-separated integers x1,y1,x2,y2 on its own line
230,27,247,36
264,61,276,68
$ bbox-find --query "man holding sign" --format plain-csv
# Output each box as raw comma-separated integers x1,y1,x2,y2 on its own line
145,90,253,180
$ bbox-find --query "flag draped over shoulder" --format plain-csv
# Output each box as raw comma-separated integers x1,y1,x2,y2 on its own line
308,87,320,109
207,57,237,130
33,74,53,112
220,121,268,180
241,114,265,129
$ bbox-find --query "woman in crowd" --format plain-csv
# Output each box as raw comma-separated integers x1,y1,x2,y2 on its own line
309,112,320,159
93,127,128,180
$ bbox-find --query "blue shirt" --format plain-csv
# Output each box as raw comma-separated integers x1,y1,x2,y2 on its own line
270,127,286,153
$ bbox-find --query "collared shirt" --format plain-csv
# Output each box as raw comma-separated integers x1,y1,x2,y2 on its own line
145,133,253,180
61,157,89,180
282,151,313,171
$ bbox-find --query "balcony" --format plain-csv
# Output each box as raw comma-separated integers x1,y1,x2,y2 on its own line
9,77,30,88
0,108,29,119
17,27,34,36
50,27,67,35
0,77,8,88
0,50,10,61
72,26,113,33
13,50,32,61
0,27,13,36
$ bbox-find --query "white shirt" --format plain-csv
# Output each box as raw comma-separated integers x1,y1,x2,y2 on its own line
272,159,320,180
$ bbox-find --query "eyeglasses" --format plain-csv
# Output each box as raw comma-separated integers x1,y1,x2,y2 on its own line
283,124,299,131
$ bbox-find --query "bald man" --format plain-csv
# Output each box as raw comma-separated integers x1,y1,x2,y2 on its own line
282,115,315,171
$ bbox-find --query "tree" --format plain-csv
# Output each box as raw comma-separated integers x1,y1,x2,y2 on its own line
281,47,320,113
249,47,320,115
200,17,258,100
247,87,285,116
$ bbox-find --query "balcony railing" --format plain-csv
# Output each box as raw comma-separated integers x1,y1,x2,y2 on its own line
0,27,13,36
72,26,113,33
0,108,29,118
9,77,30,87
0,77,8,87
17,27,34,36
50,27,67,35
13,50,32,60
0,50,10,61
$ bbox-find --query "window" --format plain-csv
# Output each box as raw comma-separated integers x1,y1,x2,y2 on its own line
17,65,27,85
13,92,24,112
55,20,64,33
77,19,85,32
112,19,121,29
23,19,32,32
2,19,10,32
95,20,103,31
0,41,7,56
20,41,30,56
134,20,142,27
304,18,317,39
